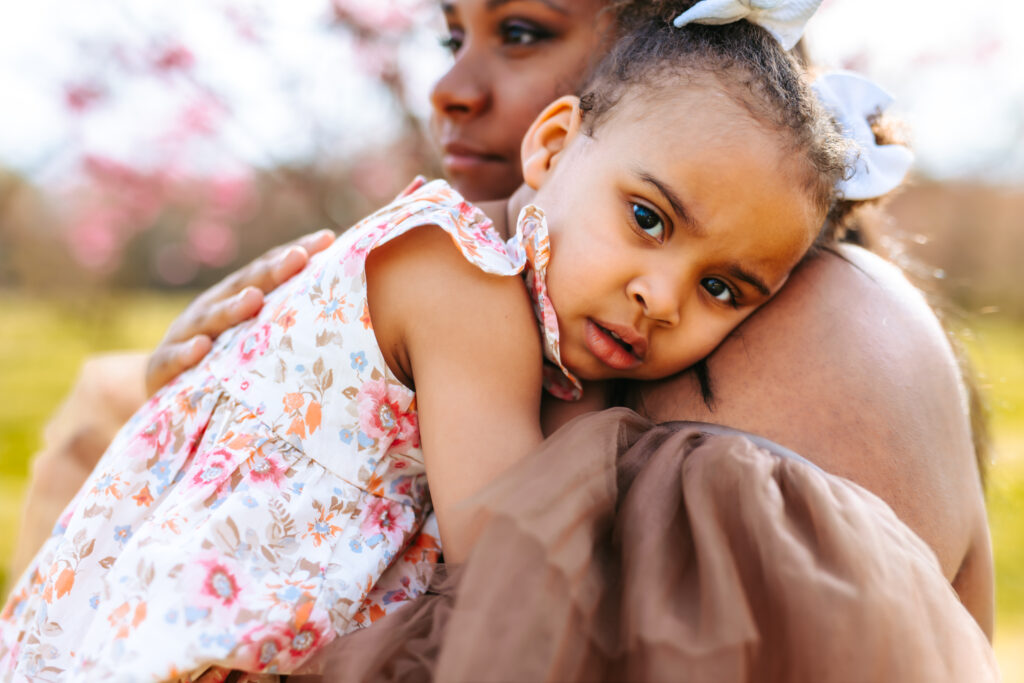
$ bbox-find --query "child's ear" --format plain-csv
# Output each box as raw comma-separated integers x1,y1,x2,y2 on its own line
521,96,583,190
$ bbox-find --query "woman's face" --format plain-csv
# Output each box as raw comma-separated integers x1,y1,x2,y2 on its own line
430,0,612,201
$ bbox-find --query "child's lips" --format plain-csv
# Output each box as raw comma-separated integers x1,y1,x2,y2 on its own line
584,319,646,371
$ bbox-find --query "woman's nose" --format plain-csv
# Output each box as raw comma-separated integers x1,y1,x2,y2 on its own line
628,277,681,327
430,51,490,120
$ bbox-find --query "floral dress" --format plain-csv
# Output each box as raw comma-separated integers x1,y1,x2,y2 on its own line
0,179,578,682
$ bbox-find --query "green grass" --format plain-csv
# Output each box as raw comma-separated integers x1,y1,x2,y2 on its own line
0,291,192,478
0,292,1022,676
0,291,190,592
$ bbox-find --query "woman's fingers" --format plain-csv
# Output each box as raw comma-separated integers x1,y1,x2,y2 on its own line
145,335,213,396
218,229,335,299
143,230,335,396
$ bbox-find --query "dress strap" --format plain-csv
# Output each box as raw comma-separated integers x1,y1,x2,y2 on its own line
510,205,582,401
380,181,582,401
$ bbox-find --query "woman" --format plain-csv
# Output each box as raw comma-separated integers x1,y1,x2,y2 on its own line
9,0,992,643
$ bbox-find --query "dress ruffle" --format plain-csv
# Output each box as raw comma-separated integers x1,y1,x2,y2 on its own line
388,179,581,401
310,408,998,682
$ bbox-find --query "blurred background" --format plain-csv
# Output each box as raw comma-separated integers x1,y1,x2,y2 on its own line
1,0,1022,676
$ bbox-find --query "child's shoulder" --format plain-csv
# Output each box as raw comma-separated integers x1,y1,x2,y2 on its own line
344,178,508,267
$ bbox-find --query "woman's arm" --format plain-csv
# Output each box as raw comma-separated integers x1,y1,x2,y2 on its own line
365,226,545,563
635,245,994,637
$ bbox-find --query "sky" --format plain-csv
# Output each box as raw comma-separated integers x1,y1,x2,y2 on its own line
2,0,1023,185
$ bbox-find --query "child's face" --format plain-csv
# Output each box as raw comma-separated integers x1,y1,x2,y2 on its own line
431,0,611,201
525,84,823,382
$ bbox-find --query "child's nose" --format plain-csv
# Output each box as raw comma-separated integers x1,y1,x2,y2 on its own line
628,277,681,327
430,52,490,120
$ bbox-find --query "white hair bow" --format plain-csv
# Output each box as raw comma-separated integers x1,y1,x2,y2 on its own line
812,71,914,200
672,0,823,51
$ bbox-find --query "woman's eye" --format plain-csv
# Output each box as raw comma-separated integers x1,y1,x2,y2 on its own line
439,29,464,54
500,20,549,46
632,203,665,241
701,278,736,305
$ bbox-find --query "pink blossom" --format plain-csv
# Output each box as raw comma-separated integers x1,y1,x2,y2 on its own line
187,218,238,267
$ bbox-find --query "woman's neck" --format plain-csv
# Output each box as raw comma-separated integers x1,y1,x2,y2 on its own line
474,184,537,240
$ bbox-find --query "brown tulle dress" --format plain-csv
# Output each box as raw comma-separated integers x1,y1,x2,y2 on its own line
299,408,996,682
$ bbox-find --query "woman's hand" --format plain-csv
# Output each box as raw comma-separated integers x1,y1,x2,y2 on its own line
145,229,335,396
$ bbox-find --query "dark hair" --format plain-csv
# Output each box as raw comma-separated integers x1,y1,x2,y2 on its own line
576,10,850,237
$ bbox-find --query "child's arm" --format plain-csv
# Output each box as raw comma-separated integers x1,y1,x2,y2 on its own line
366,226,544,563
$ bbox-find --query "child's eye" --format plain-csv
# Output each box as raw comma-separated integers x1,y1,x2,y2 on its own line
500,20,551,46
701,278,737,305
439,29,464,54
632,203,665,241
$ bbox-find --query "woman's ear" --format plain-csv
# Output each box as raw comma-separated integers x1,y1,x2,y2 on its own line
521,95,583,190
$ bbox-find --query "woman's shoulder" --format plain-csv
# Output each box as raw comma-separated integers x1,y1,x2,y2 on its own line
636,245,992,634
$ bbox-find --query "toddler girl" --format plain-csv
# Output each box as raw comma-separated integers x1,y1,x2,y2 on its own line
2,4,853,680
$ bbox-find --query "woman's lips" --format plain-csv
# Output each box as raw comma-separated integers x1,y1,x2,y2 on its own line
584,319,644,371
441,143,506,173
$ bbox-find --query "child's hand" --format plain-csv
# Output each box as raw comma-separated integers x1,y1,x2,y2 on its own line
145,229,335,396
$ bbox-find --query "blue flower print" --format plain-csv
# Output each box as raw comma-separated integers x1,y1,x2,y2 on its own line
150,461,172,482
113,525,133,545
339,429,354,444
276,584,302,604
350,351,367,372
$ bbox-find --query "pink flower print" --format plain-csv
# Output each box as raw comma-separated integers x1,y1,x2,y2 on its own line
203,562,242,607
288,623,322,658
137,408,174,451
238,322,272,365
357,380,418,449
190,448,234,490
357,379,399,441
359,497,411,549
394,409,418,449
246,449,286,487
238,628,288,671
189,552,249,618
237,613,327,671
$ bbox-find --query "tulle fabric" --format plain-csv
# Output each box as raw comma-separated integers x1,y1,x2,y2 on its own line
306,407,997,682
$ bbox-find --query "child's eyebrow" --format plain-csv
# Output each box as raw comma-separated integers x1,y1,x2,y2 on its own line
486,0,570,15
726,264,771,297
636,171,706,238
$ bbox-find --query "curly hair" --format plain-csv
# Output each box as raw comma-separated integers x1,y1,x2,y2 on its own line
577,7,850,237
598,0,912,243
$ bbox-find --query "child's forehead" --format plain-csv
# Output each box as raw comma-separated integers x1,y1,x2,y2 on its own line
600,77,763,141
